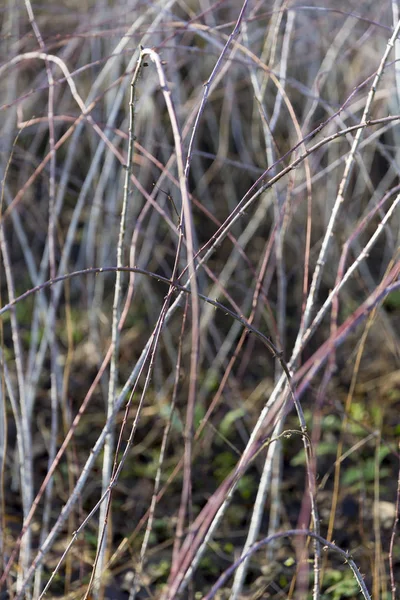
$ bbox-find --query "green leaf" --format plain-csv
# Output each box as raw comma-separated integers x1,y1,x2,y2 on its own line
219,408,246,437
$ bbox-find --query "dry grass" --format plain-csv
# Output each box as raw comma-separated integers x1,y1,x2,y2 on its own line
0,1,399,598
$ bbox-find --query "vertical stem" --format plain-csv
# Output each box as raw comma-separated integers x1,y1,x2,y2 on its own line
92,49,145,597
